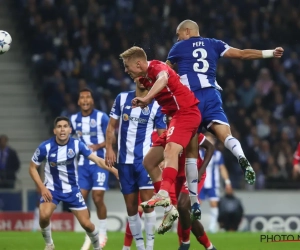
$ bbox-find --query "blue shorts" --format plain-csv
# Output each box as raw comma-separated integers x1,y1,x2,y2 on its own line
194,87,229,131
199,187,220,201
40,188,87,210
117,163,154,195
78,164,109,191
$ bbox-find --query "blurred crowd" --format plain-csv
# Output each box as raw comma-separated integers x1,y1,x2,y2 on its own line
13,0,300,189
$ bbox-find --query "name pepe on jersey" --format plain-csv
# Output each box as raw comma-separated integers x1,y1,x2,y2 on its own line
167,37,230,91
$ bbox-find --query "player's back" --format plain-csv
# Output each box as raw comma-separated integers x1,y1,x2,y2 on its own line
167,37,230,91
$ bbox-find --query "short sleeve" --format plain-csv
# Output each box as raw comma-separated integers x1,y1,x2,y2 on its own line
198,133,206,145
212,39,230,57
167,43,180,65
110,94,121,119
101,113,109,137
31,144,47,165
154,107,167,129
79,141,92,157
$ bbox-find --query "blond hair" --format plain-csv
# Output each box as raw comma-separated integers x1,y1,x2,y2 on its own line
120,46,147,61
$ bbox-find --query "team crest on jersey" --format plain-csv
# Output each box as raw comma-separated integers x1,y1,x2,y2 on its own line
89,119,97,128
141,106,150,115
49,162,56,167
67,149,75,158
123,114,129,121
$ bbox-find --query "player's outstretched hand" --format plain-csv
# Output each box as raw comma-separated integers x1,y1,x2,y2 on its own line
132,97,150,109
105,148,116,167
273,47,284,58
40,186,52,202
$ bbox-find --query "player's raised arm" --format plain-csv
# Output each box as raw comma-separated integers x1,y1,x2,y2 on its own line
223,47,284,60
198,134,215,178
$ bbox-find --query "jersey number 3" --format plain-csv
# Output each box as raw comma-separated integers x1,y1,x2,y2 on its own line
193,48,209,73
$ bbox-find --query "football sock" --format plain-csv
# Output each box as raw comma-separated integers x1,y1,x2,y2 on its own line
224,135,245,160
153,181,161,193
144,211,156,249
98,219,107,236
209,207,219,232
197,232,212,248
128,213,145,249
185,158,199,204
159,167,177,194
41,223,53,245
86,229,100,249
124,210,143,247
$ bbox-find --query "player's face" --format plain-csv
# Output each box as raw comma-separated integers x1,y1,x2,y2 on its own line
78,91,94,111
123,58,143,79
176,27,190,41
54,120,72,142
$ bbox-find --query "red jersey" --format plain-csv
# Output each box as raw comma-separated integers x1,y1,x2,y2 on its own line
177,133,206,177
140,60,199,115
293,143,300,165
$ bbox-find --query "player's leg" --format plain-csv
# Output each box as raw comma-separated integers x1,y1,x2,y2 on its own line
119,164,146,250
201,88,255,184
72,209,100,250
67,189,100,250
185,134,202,220
143,145,164,192
91,166,110,248
39,197,57,250
137,163,157,250
78,165,93,250
207,188,220,233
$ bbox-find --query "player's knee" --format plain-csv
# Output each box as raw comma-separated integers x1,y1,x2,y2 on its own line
126,202,139,216
39,212,51,226
92,192,105,206
143,155,154,171
164,145,181,160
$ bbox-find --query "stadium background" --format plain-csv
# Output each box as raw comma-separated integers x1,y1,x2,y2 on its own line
0,0,300,246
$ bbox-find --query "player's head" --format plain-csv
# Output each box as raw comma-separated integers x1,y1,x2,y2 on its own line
78,87,94,112
134,77,146,90
120,46,148,79
0,134,8,149
176,19,200,41
205,132,217,145
53,116,72,143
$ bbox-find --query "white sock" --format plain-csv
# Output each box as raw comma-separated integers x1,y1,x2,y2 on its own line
209,207,219,232
32,207,40,231
122,246,131,250
128,214,145,249
86,229,100,249
224,135,245,159
144,211,156,249
207,243,214,249
41,223,53,245
185,158,199,205
98,219,107,236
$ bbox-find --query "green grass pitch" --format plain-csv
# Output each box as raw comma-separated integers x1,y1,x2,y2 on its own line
1,231,300,250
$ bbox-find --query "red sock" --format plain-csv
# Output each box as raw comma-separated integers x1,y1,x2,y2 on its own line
177,220,183,245
197,232,211,248
160,167,177,193
182,227,191,243
153,181,161,193
123,210,143,247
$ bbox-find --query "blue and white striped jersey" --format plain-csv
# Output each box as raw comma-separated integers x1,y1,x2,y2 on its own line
70,109,109,165
200,150,224,189
110,91,166,164
167,37,230,91
32,137,92,193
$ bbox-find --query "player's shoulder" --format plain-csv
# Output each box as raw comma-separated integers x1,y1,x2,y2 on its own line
37,137,55,150
93,109,108,116
118,90,135,98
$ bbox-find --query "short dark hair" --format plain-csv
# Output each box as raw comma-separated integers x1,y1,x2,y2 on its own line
79,88,94,99
54,116,71,127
